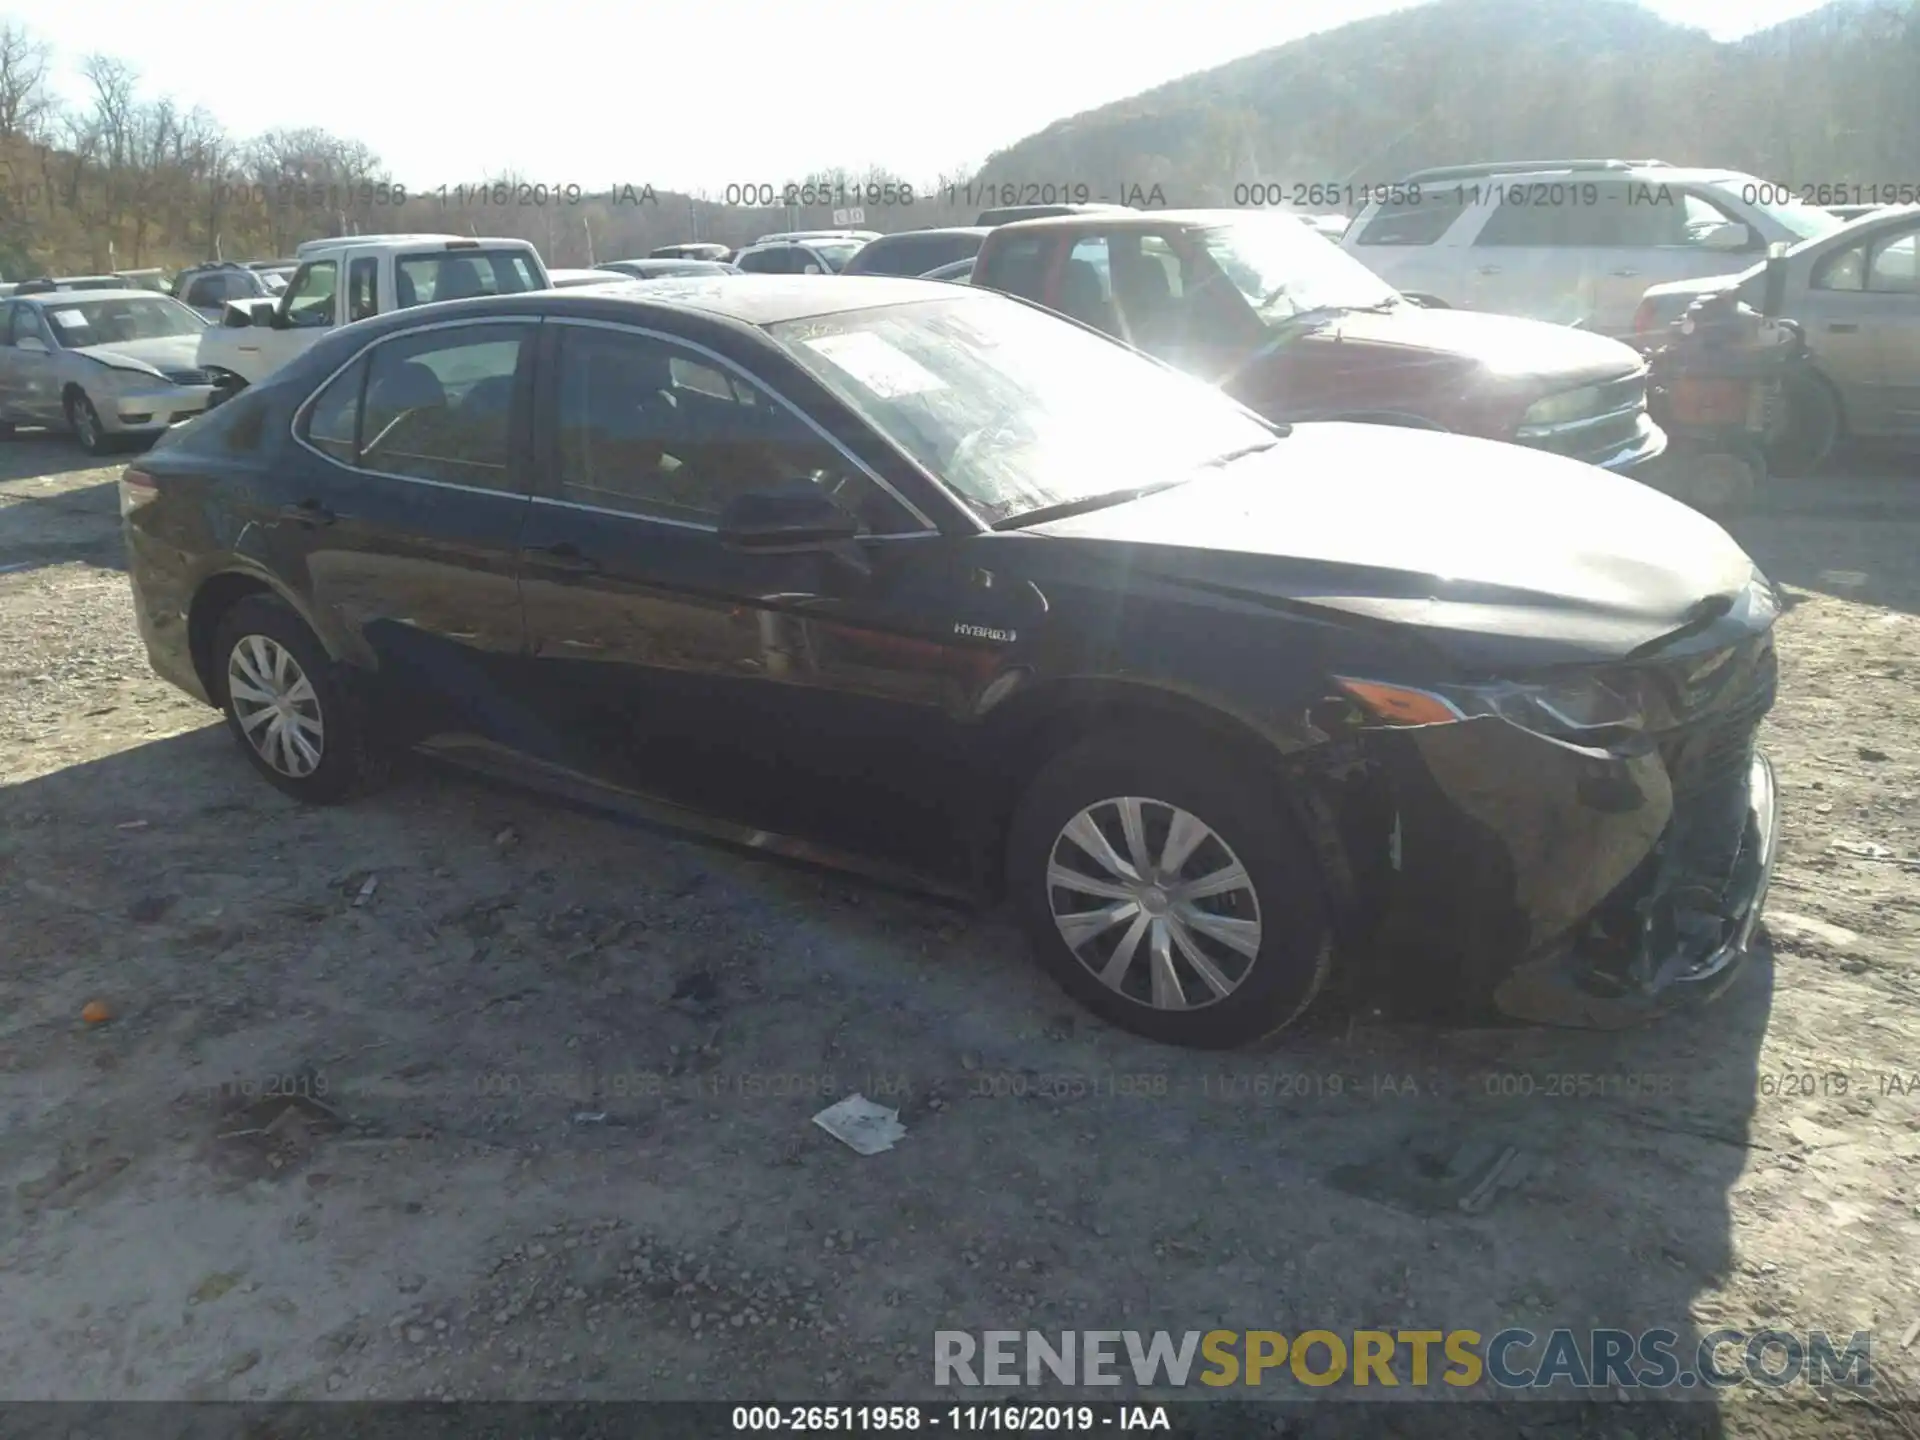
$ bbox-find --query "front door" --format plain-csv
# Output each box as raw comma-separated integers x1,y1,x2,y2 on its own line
516,319,991,875
262,316,538,742
4,305,62,422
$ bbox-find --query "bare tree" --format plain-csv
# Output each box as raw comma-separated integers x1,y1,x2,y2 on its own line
0,20,52,142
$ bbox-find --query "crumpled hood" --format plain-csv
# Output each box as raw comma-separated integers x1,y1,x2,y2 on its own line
1026,422,1761,668
73,334,203,372
1320,305,1645,384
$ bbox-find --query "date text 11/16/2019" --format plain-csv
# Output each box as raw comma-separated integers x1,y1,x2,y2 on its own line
430,183,660,207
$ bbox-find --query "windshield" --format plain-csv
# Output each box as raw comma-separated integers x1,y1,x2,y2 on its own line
1707,179,1847,243
42,296,206,345
1193,215,1401,320
772,293,1278,526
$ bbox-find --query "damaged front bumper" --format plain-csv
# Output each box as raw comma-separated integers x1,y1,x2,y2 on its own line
1359,649,1779,1029
1491,749,1777,1027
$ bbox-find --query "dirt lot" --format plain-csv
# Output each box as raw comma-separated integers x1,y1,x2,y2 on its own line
2,436,1918,1436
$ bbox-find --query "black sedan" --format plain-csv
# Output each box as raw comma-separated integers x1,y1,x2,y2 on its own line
122,277,1781,1047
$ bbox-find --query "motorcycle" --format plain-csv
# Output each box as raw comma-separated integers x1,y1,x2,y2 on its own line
1635,251,1810,517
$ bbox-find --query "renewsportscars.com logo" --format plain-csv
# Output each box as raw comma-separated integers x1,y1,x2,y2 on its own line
933,1329,1874,1392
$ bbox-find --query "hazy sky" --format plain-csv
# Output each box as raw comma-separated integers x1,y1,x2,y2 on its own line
21,0,1831,194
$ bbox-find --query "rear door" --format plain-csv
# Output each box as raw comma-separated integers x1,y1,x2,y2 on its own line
1463,182,1602,324
1344,185,1475,303
272,316,539,741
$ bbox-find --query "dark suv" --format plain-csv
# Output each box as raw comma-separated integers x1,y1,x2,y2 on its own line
971,210,1668,476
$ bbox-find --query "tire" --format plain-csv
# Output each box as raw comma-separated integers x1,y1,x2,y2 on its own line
66,389,113,456
1006,730,1334,1049
1763,369,1840,478
212,594,391,804
207,371,248,409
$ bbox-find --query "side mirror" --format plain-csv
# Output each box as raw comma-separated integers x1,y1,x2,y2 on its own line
223,298,280,328
1700,221,1753,252
717,481,860,552
16,335,46,353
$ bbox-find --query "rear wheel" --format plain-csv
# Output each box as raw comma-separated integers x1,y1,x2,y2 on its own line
1006,731,1334,1048
212,594,391,804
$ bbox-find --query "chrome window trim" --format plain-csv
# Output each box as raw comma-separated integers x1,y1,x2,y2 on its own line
545,315,941,535
289,314,542,486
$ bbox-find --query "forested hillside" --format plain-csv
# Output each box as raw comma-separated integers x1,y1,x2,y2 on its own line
974,0,1920,207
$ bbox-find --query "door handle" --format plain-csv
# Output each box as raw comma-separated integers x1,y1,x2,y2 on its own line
524,541,600,574
1476,265,1502,275
1610,268,1640,278
1828,322,1859,334
280,500,335,527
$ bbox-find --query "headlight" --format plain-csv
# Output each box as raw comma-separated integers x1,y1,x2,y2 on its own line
1518,385,1606,429
1335,670,1658,743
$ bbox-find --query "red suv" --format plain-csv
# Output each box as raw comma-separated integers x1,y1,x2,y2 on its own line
970,210,1667,475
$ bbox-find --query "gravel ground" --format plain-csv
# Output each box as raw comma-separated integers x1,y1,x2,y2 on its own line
1,436,1918,1437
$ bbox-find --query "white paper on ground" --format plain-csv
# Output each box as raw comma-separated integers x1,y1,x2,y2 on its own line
812,1093,906,1155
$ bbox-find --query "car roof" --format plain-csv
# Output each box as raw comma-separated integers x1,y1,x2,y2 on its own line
16,288,162,303
993,209,1263,234
865,227,992,242
349,275,972,330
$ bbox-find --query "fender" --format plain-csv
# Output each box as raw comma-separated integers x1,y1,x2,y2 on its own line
967,672,1366,909
185,552,367,700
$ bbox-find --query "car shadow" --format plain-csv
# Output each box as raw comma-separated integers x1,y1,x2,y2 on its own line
0,474,125,575
0,431,102,481
0,722,1776,1423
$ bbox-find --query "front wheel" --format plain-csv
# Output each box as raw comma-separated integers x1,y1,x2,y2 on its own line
1006,731,1334,1048
207,370,248,409
66,390,113,456
212,594,391,804
1763,368,1840,478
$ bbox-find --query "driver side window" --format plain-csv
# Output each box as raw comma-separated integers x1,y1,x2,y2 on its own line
283,261,337,327
551,325,919,533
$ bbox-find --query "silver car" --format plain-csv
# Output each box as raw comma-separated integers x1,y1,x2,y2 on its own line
0,289,215,455
1634,203,1920,469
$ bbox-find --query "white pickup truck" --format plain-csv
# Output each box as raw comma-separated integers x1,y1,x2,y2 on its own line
198,234,550,392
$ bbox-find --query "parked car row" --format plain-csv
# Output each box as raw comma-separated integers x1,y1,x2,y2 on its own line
1332,157,1917,469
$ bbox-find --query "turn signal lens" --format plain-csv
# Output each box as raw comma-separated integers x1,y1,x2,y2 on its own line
119,467,158,515
1334,677,1464,726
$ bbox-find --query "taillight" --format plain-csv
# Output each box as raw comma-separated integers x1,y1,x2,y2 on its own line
119,467,158,515
1633,299,1659,334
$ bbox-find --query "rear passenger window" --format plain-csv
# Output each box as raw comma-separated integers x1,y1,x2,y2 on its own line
1473,196,1569,247
346,258,378,323
305,357,366,463
1354,188,1466,246
975,234,1052,296
303,325,528,488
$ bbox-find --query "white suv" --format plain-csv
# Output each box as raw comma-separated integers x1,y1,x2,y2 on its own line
1344,160,1849,336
